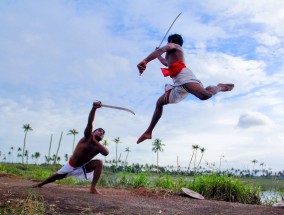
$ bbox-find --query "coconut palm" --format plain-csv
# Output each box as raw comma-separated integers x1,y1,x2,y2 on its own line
54,131,63,165
188,144,199,173
124,147,131,170
260,162,265,176
47,134,53,164
193,144,200,171
8,151,11,163
31,154,35,163
219,155,225,171
112,137,121,168
197,147,206,169
251,159,258,176
17,147,21,163
24,150,29,164
102,140,109,162
34,152,40,164
22,124,33,164
64,153,69,162
10,147,14,163
67,129,79,154
152,138,165,172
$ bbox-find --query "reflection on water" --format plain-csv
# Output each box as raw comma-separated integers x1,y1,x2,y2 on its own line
261,190,282,204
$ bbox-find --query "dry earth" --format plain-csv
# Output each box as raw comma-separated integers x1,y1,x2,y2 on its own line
0,174,283,215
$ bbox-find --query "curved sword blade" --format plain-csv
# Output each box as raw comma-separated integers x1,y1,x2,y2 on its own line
101,104,135,115
157,12,182,48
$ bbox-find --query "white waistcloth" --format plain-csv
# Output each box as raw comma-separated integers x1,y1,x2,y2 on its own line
57,162,94,181
165,67,203,104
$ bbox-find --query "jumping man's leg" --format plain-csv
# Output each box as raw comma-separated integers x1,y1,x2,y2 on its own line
32,173,67,188
85,159,103,194
137,93,167,144
183,83,234,100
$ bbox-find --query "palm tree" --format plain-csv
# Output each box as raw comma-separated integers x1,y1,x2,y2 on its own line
10,147,14,163
219,155,225,171
197,147,206,169
260,162,265,176
17,147,21,163
251,159,258,176
193,144,200,171
47,134,53,164
31,154,35,163
67,129,79,154
177,155,180,173
152,138,165,172
22,124,33,164
34,152,40,164
64,153,69,162
54,131,63,165
124,147,131,170
102,140,109,162
24,150,29,164
8,151,11,163
112,137,121,168
188,144,199,173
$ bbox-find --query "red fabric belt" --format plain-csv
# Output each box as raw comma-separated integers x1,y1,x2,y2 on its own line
161,61,186,77
68,158,76,168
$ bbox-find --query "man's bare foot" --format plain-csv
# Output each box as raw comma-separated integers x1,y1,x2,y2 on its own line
217,83,234,91
90,187,102,195
32,183,43,188
137,133,152,144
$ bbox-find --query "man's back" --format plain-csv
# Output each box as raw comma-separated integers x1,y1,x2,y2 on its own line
165,43,185,66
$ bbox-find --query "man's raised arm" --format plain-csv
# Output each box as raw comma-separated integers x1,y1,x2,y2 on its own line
84,102,102,139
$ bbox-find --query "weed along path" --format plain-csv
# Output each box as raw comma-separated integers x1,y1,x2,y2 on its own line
0,174,283,215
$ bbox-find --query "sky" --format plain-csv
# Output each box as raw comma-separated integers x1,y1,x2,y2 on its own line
0,0,283,172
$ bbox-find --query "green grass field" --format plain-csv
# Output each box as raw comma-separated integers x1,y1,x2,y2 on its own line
1,162,283,205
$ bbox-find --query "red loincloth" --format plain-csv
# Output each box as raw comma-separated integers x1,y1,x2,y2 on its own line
161,61,186,77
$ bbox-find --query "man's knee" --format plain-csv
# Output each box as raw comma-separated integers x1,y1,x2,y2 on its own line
198,93,212,100
92,159,103,169
156,94,168,106
96,159,103,168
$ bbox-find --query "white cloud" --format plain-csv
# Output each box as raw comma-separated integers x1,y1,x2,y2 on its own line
254,33,281,46
237,111,274,129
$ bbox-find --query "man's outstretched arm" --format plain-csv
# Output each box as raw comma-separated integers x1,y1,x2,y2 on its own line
84,102,101,139
137,44,175,75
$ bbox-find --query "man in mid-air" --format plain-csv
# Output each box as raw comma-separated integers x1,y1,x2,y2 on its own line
137,33,234,144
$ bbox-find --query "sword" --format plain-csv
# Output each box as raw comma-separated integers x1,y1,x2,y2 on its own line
157,12,182,48
101,104,135,115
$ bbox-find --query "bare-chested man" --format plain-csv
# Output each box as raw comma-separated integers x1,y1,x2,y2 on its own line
137,33,234,144
33,101,109,194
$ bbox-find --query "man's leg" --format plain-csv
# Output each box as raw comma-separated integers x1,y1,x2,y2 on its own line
85,159,103,194
137,93,167,144
32,173,67,188
183,83,234,100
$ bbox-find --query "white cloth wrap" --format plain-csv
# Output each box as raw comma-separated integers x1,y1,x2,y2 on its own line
165,67,203,104
57,162,94,181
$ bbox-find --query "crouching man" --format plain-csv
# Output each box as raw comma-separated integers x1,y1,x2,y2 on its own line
33,101,109,194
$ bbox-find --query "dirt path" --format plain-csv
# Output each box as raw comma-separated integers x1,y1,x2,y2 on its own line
0,175,283,215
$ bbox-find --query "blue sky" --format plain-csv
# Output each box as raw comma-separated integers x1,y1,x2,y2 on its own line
0,0,283,172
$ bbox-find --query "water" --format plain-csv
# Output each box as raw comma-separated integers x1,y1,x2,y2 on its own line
261,190,282,204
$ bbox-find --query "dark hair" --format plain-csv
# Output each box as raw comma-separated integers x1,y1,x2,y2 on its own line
93,128,105,134
168,34,183,46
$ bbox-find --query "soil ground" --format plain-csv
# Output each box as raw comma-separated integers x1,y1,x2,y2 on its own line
0,174,283,215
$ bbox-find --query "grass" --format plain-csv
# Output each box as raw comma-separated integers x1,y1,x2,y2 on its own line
0,190,58,215
1,162,283,205
188,174,262,204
